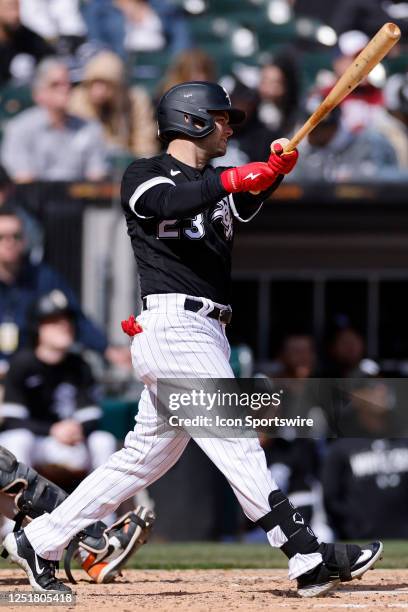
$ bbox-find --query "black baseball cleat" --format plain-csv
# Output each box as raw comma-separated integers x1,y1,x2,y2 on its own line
3,530,72,593
297,541,383,598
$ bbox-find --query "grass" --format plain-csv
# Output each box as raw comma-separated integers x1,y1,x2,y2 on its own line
1,541,406,572
125,541,408,570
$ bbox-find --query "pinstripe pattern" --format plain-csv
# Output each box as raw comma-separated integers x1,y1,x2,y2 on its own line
24,293,321,578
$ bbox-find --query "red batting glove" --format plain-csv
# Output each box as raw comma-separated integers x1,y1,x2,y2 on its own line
268,142,299,174
121,315,143,336
220,162,277,193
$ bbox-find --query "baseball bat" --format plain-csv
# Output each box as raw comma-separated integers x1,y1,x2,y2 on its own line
251,22,401,193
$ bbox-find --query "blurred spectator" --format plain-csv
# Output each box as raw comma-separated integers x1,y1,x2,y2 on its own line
117,0,165,52
374,73,408,168
19,0,86,53
262,333,321,433
0,290,116,485
331,0,408,37
157,48,216,100
288,94,398,182
69,50,158,158
332,31,386,134
1,57,108,182
323,382,408,538
257,55,300,137
0,204,129,374
81,0,125,58
213,80,278,166
149,0,192,56
216,55,300,166
0,0,54,85
246,334,332,543
0,165,43,259
272,333,317,378
324,326,366,378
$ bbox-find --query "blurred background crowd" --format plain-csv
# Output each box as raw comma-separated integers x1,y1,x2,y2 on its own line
1,0,408,544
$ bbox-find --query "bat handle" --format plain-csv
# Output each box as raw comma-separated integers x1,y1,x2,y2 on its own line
250,142,290,195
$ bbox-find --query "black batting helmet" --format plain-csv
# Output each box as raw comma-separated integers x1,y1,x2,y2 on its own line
157,81,246,142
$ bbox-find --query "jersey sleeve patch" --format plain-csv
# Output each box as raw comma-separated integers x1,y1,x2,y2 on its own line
129,176,176,218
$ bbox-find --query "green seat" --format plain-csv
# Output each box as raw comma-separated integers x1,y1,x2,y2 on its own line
208,0,255,16
100,398,138,440
258,21,297,49
384,55,408,75
0,84,32,121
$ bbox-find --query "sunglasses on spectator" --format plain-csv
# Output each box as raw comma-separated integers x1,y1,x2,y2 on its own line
0,232,24,241
47,80,70,89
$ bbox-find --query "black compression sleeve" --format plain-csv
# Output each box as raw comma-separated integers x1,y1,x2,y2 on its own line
136,174,228,219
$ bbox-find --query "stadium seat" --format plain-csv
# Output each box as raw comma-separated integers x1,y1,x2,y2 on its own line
100,398,138,440
0,84,33,122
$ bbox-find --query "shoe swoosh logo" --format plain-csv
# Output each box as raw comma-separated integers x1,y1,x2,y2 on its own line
356,550,372,565
34,554,45,575
170,170,181,176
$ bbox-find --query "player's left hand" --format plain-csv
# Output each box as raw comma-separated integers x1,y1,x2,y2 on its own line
268,138,299,175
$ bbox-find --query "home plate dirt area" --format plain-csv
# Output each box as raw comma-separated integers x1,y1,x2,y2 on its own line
1,569,408,611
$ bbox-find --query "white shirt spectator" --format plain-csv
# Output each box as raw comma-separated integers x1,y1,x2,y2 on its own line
117,0,165,52
19,0,86,39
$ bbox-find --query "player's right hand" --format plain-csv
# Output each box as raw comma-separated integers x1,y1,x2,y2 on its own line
268,140,299,174
220,161,277,193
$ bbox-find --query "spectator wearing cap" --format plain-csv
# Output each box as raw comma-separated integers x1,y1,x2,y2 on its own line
69,50,158,158
0,204,129,375
0,290,117,486
1,57,109,182
287,92,398,182
0,0,54,85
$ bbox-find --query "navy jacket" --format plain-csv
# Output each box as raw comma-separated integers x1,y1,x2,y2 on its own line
0,259,108,363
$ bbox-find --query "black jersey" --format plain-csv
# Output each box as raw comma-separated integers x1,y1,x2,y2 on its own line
121,153,282,304
322,438,408,539
1,349,102,436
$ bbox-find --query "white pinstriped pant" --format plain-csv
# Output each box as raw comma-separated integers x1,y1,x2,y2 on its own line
24,294,322,579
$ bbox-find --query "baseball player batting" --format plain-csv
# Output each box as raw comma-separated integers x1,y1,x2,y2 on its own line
3,81,383,598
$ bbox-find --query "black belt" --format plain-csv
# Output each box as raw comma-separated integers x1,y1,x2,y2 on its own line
142,297,232,325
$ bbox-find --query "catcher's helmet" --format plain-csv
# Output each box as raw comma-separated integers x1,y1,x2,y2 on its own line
157,81,246,142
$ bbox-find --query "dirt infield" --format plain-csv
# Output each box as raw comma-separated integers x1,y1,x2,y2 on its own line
1,568,407,611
